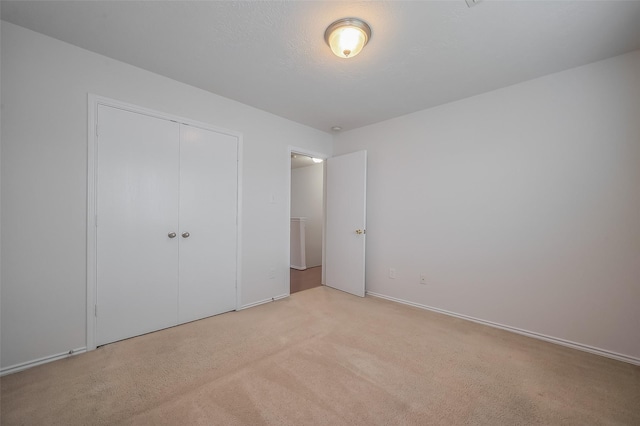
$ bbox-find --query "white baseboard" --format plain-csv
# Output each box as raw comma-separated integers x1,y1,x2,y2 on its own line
366,291,640,366
1,347,87,377
290,265,306,270
239,293,289,310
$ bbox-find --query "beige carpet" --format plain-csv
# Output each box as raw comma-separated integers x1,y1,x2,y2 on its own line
1,286,639,425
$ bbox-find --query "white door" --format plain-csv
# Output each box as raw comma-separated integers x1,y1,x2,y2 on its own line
95,105,238,346
96,105,180,345
178,124,238,323
325,150,367,297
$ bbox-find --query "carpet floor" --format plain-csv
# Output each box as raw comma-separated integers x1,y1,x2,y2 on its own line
1,286,639,425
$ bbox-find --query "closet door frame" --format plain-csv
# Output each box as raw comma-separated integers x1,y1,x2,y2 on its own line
86,94,243,351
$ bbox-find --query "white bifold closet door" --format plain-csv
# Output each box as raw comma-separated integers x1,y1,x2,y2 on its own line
96,105,237,346
178,125,237,324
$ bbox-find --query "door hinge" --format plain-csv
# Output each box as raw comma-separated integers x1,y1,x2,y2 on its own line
95,123,99,137
94,304,98,317
95,215,98,227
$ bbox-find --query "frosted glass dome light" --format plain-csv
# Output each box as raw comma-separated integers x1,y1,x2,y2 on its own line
324,18,372,59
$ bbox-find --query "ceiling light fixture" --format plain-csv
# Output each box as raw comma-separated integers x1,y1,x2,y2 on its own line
312,158,323,164
324,18,371,59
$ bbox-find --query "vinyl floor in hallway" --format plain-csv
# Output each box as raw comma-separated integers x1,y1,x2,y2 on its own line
290,266,322,294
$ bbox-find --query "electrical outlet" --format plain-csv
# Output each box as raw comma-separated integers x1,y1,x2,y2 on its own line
269,267,276,279
420,274,427,285
389,268,396,279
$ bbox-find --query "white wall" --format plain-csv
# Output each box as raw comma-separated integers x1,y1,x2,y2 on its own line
334,50,640,361
0,22,332,370
291,163,324,268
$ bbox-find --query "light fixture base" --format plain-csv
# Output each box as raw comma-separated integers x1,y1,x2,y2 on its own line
324,17,372,59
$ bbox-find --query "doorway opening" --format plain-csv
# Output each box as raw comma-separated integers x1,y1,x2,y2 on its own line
289,150,325,294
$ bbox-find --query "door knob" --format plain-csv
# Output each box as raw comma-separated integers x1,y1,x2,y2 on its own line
182,232,190,238
355,229,365,235
168,232,177,238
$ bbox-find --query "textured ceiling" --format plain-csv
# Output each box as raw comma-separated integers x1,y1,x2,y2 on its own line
2,1,640,132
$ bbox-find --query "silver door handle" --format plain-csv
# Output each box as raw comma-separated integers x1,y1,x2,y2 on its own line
168,232,177,238
182,232,190,238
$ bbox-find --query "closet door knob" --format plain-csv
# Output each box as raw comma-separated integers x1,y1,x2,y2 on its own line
182,232,190,238
168,232,177,238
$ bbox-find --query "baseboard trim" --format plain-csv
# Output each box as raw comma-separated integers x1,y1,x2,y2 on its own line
239,293,289,310
366,291,640,366
1,347,87,377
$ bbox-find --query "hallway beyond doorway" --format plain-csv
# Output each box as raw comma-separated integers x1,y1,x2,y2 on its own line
290,266,322,294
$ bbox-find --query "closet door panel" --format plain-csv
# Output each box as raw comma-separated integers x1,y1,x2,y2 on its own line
178,125,238,323
96,105,180,345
